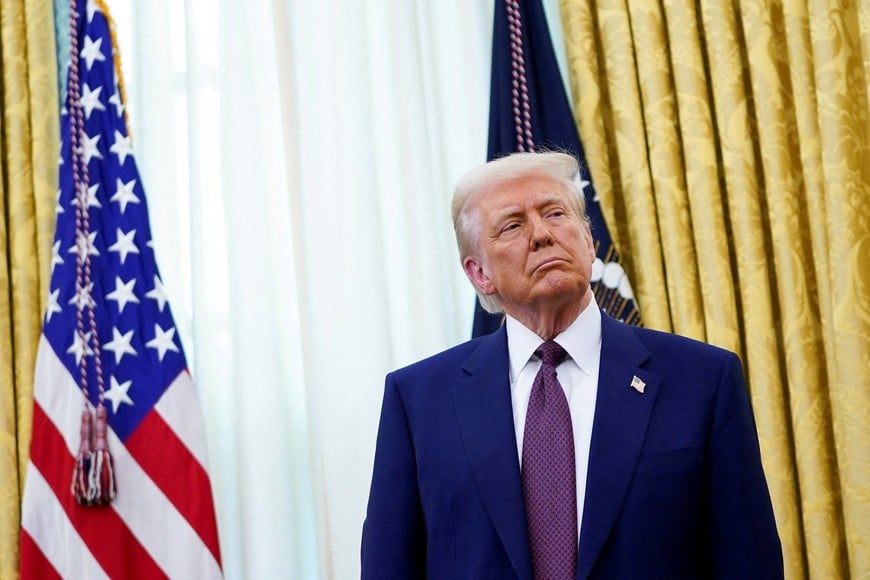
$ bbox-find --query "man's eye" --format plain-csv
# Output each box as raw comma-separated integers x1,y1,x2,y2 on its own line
501,223,521,234
548,210,565,218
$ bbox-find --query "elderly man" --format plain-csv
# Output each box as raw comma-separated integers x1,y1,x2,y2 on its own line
362,152,783,579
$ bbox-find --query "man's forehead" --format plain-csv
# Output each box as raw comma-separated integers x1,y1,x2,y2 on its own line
481,173,566,199
479,176,569,208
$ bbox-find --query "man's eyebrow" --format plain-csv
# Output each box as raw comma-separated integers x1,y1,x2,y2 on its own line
537,194,567,207
489,205,524,222
488,194,569,220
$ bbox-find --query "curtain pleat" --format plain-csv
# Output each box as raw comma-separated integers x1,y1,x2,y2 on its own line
0,0,60,578
745,2,846,575
631,0,708,340
808,0,870,575
570,0,675,332
666,0,742,353
560,0,869,577
705,0,809,574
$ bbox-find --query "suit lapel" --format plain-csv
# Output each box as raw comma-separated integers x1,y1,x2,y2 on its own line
576,314,661,580
452,327,533,580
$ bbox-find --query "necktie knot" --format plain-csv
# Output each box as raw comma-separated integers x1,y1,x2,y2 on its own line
535,340,568,368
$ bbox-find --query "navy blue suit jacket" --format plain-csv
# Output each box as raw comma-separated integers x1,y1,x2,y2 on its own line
362,313,783,579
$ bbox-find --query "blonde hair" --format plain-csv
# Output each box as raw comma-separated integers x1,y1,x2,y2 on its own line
451,151,590,313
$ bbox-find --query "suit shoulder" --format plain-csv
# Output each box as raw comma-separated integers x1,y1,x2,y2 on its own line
601,316,743,388
631,324,739,364
388,334,491,381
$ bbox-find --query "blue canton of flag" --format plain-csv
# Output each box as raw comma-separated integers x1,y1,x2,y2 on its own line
48,4,184,442
473,0,642,337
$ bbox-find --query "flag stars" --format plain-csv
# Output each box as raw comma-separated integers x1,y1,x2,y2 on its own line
108,227,140,265
67,330,94,365
104,376,134,413
80,84,106,119
110,130,134,166
49,13,192,430
145,275,168,312
45,289,62,323
111,178,140,214
106,276,140,314
41,7,202,499
103,327,137,364
82,133,103,164
80,35,105,70
71,183,102,209
68,282,96,311
86,0,101,23
51,241,64,272
146,324,179,361
109,88,125,118
68,230,99,257
575,174,599,202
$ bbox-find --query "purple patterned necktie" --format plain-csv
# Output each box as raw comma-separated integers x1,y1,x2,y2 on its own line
522,340,577,579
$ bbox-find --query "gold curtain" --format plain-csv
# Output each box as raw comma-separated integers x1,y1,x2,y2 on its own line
559,0,869,577
0,0,59,577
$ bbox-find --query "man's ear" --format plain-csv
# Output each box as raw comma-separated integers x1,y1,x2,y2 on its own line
463,257,496,295
582,222,595,262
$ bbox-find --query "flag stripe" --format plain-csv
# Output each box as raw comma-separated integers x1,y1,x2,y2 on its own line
28,404,166,579
126,408,222,562
154,371,209,472
107,422,223,580
31,341,222,579
33,337,94,454
20,508,82,580
20,521,72,580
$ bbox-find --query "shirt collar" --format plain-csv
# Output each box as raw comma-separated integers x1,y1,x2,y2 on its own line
505,296,602,382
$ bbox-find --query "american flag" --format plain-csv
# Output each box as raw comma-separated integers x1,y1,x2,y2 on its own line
19,1,222,577
473,0,642,336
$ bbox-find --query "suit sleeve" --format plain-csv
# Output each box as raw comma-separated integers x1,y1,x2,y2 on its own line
361,373,426,579
706,352,784,579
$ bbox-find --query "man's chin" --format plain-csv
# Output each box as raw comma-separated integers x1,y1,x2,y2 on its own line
531,278,586,304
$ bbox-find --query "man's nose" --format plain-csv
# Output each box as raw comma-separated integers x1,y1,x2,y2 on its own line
529,216,554,249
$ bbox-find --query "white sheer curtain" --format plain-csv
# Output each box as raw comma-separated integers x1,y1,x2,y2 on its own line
112,0,569,576
111,0,492,577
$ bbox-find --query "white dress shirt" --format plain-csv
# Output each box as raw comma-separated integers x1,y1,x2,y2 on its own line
505,297,602,541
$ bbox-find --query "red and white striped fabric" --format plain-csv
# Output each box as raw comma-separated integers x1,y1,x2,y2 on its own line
21,340,222,579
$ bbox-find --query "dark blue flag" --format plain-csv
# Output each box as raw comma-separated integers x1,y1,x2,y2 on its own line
472,0,642,336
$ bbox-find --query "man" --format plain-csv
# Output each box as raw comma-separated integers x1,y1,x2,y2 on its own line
362,152,783,579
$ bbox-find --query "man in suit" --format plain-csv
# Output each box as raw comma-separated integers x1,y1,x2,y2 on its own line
362,152,783,579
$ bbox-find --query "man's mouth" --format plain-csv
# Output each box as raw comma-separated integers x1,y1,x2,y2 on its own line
532,257,566,273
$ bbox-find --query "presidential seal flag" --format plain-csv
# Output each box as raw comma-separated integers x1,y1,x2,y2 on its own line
19,1,222,577
473,0,642,337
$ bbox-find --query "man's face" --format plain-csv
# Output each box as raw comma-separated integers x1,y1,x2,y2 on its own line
463,173,595,317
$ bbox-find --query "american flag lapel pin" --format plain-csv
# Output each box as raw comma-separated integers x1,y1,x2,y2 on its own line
630,375,646,394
